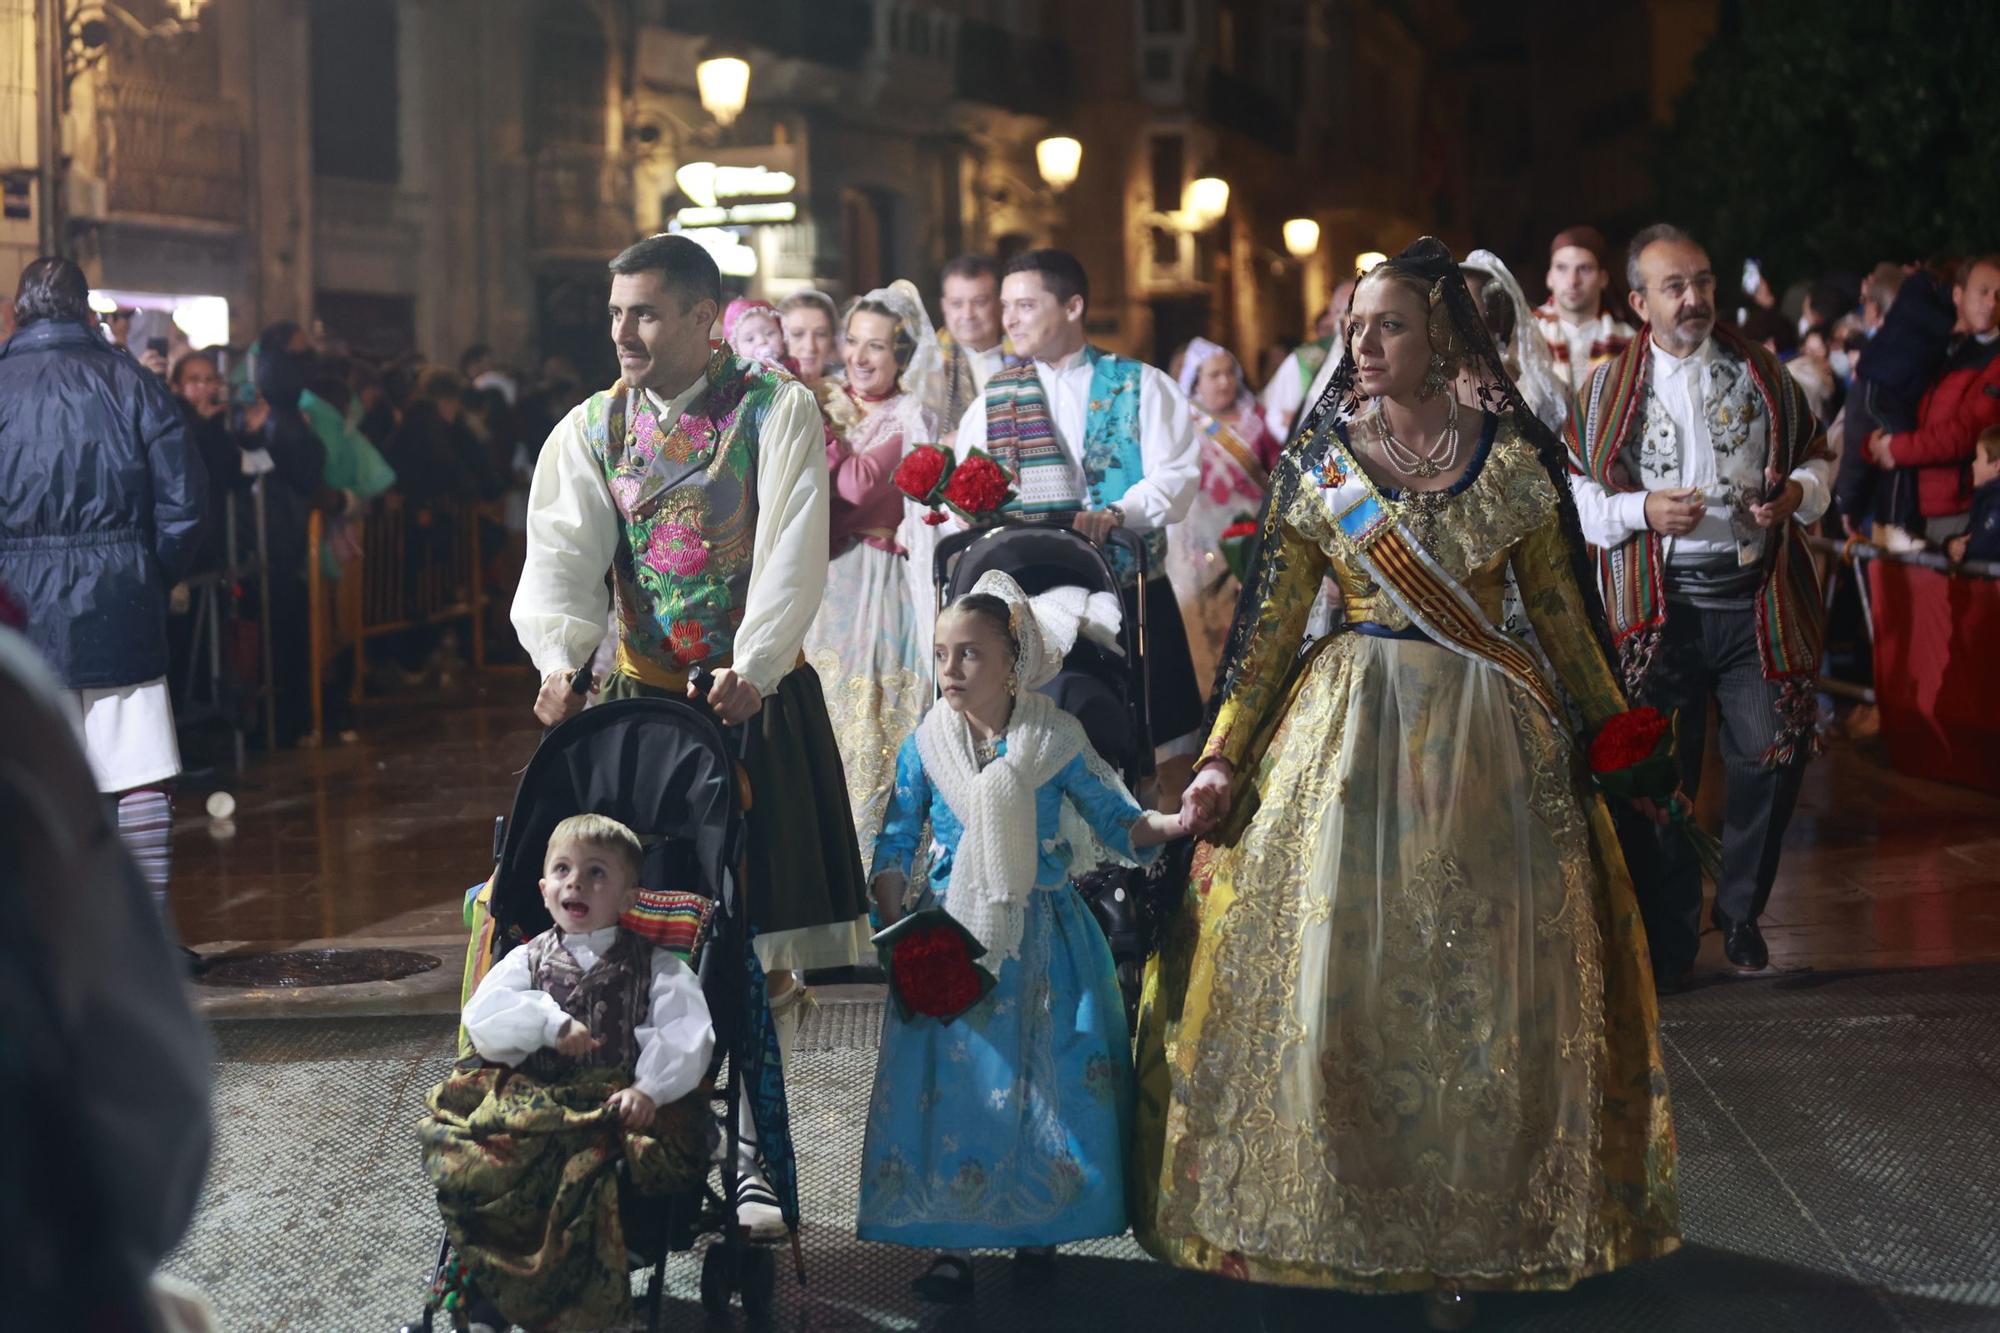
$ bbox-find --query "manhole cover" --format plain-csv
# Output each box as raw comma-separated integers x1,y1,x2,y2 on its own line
194,948,442,988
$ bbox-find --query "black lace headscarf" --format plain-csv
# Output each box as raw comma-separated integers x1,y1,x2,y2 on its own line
1204,236,1613,732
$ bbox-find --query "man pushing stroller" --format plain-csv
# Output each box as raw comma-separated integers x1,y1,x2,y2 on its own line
509,232,871,1233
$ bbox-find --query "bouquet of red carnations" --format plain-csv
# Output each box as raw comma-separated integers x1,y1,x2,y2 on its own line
872,906,997,1024
892,445,1017,527
1218,514,1260,585
1590,707,1724,881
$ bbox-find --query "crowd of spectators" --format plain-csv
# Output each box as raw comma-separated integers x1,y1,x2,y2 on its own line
15,232,2000,765
1725,254,2000,561
138,313,586,749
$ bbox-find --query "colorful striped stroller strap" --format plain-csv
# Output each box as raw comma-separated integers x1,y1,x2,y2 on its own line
622,889,720,970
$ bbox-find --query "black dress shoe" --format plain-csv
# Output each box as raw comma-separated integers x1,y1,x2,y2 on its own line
911,1255,974,1304
1712,912,1769,971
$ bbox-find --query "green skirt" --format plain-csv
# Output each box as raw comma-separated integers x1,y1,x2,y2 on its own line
600,665,872,972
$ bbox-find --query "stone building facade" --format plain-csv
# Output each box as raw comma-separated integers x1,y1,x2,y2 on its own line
0,0,1716,378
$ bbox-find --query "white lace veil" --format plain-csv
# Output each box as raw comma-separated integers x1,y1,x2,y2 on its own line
1461,249,1570,433
856,278,946,420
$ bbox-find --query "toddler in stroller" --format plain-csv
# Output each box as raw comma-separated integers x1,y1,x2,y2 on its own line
414,692,801,1332
420,813,714,1332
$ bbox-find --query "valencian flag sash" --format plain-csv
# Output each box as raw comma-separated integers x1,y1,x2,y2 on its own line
1305,426,1568,726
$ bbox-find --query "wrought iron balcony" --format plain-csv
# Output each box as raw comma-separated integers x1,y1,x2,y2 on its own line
95,78,246,225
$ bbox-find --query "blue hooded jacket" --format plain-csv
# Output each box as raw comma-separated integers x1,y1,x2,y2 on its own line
0,319,208,688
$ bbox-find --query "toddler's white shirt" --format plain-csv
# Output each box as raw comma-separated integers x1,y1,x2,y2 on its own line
463,925,714,1106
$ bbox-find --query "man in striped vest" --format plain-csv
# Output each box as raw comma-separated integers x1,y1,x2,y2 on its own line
950,248,1205,777
1567,223,1832,984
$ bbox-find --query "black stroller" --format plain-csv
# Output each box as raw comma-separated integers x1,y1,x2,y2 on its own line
404,693,797,1332
933,521,1170,1018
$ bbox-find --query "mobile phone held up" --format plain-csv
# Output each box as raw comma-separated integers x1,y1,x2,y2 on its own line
1740,258,1763,299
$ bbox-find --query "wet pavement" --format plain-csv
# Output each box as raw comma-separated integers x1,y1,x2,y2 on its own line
153,680,2000,1332
167,684,2000,1006
165,973,2000,1332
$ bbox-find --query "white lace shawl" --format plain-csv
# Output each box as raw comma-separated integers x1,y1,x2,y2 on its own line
915,689,1138,965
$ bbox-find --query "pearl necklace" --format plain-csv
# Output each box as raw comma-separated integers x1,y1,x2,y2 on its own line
1373,396,1460,481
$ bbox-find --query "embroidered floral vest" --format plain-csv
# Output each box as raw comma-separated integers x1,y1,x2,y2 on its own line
517,927,653,1080
582,348,790,674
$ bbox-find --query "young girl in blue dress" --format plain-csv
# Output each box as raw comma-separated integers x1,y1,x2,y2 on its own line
857,570,1205,1303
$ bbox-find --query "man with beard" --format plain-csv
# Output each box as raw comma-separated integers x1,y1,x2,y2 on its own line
512,233,865,1238
1534,225,1636,394
1566,224,1832,984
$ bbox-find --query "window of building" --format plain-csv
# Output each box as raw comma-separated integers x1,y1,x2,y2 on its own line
1148,131,1183,214
1148,132,1184,268
533,3,609,152
309,0,399,181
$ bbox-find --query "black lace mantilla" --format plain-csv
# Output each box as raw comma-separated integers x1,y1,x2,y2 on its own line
1204,236,1615,735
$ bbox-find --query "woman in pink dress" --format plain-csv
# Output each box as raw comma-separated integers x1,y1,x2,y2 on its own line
803,280,945,856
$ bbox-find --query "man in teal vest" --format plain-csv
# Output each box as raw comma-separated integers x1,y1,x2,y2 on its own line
950,248,1206,777
513,234,868,1238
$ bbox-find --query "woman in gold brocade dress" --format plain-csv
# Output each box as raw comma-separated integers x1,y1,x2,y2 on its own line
1137,239,1679,1328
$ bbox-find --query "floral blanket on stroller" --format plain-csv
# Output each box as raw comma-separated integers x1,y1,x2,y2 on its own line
419,1064,708,1331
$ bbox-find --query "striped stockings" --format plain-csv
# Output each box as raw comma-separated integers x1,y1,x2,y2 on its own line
116,787,173,915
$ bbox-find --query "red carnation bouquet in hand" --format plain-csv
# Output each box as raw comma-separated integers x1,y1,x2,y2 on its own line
1590,707,1723,881
1218,513,1260,586
893,445,1017,527
872,906,997,1024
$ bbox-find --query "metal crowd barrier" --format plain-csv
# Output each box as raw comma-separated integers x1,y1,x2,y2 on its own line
173,479,276,768
1808,531,2000,704
306,495,504,738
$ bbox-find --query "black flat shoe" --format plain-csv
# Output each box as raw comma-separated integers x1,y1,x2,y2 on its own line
911,1255,974,1305
1712,911,1769,971
1012,1246,1058,1283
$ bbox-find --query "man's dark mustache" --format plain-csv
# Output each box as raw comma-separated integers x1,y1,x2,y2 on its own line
1679,307,1713,322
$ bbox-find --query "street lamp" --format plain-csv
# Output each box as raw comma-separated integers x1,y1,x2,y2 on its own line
1182,175,1229,230
695,50,751,128
1282,218,1321,259
1035,136,1082,193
